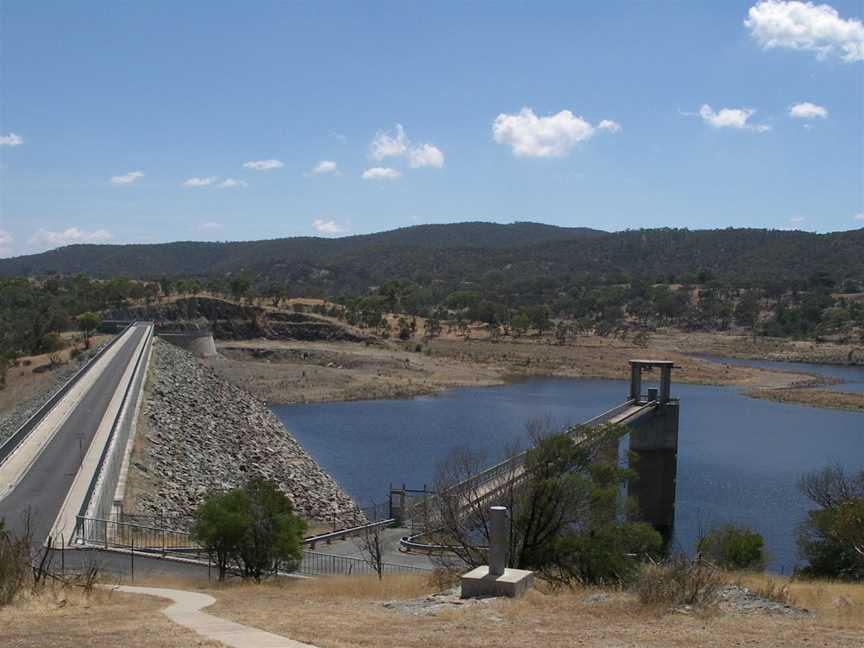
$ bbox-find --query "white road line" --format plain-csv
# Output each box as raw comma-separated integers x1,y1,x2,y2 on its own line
0,326,138,503
49,325,152,541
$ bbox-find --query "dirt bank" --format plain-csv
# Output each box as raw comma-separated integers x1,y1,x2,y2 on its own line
202,332,825,407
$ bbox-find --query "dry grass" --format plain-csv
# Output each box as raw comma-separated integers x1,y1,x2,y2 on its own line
735,573,864,632
6,572,864,647
205,573,864,648
1,583,221,648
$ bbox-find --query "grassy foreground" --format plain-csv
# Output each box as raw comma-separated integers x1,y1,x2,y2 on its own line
3,573,862,648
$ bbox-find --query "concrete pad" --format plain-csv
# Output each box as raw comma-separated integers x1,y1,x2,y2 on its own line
460,565,534,599
115,586,317,648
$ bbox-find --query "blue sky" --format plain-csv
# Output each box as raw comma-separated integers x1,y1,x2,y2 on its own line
0,1,862,257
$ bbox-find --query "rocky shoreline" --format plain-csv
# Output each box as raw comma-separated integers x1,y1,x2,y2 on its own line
125,339,360,526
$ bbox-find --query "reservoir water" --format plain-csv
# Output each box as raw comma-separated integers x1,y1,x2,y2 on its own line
273,360,863,573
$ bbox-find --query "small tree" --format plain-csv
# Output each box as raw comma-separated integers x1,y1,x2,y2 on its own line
77,312,101,349
697,525,767,571
796,465,864,580
192,478,306,581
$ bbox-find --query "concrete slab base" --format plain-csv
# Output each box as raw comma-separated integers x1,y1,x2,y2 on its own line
460,565,534,599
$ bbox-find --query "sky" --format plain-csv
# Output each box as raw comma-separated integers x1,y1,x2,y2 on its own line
0,1,862,257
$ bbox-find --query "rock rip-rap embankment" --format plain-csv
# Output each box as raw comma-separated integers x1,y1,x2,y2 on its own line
129,339,359,525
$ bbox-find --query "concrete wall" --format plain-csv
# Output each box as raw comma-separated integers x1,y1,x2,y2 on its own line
628,401,679,544
157,331,217,357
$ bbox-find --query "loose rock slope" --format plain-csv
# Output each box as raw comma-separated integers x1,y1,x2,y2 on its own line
127,338,359,525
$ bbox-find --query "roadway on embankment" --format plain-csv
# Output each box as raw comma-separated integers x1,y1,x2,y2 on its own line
0,324,150,544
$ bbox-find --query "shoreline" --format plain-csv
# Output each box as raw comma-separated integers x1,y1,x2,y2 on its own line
203,334,862,414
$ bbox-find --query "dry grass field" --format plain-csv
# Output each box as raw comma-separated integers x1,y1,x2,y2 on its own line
0,585,221,648
4,572,863,648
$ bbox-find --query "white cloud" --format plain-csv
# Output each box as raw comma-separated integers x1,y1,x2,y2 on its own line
788,101,829,119
218,178,248,188
195,221,224,231
362,166,402,180
369,124,445,169
243,159,284,171
0,229,13,256
0,133,23,147
690,104,772,132
854,212,864,221
29,227,113,248
492,108,597,157
745,1,864,63
312,218,350,235
183,176,218,187
311,160,338,174
370,124,409,160
111,170,145,185
790,216,806,223
597,119,623,134
408,143,445,168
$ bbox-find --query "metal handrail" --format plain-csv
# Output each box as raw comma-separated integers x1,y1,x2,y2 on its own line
77,323,153,525
0,323,133,467
303,518,395,548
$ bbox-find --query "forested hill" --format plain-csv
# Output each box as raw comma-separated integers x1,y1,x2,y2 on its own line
1,224,862,294
0,222,604,278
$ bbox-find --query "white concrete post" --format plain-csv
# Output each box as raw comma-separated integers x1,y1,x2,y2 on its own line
489,506,507,576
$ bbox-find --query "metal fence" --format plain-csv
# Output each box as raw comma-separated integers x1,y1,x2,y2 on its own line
0,327,131,467
297,550,430,576
74,515,202,557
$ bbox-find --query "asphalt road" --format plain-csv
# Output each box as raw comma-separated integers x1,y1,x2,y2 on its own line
0,324,149,544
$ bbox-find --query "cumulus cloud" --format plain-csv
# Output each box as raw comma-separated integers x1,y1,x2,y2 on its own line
597,119,623,134
0,229,13,256
370,125,409,160
29,227,113,248
362,166,402,180
183,176,218,187
855,212,864,221
745,1,864,62
243,159,284,171
789,101,829,119
492,108,606,157
369,124,445,169
311,160,338,174
218,178,248,188
688,104,772,132
0,133,23,147
312,218,350,235
111,170,145,184
408,143,445,168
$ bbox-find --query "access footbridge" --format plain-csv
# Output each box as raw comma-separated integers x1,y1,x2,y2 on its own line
0,322,153,547
395,360,681,551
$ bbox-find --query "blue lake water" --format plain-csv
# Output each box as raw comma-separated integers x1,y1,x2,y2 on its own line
697,354,864,393
273,366,864,573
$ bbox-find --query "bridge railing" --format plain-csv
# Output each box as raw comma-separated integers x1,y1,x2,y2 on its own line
297,551,430,577
408,399,639,517
0,324,134,468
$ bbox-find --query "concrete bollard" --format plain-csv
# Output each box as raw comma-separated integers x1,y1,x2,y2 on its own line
461,505,533,599
489,506,507,576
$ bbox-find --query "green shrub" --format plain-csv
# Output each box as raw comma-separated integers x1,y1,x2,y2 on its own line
697,525,767,571
192,478,306,581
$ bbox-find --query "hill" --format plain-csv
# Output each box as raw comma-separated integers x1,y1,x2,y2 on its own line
1,222,862,301
0,222,605,278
